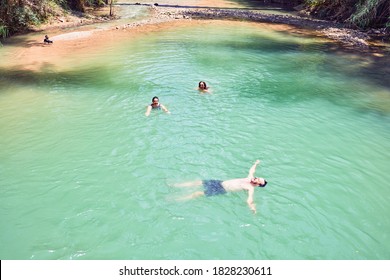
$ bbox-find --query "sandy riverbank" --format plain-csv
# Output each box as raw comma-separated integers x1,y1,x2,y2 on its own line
2,1,389,71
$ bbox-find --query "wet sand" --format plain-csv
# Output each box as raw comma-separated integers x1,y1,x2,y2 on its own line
2,0,388,71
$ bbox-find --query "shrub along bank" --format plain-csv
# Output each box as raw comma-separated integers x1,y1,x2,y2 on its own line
0,1,389,40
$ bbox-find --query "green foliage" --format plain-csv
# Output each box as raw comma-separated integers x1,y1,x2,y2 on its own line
0,24,6,34
85,0,106,6
0,0,388,38
349,0,377,27
348,0,389,28
304,0,390,28
305,0,326,7
14,5,40,28
0,24,7,46
0,24,8,38
0,1,78,36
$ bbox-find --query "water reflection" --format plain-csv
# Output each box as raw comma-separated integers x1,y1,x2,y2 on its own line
1,10,390,260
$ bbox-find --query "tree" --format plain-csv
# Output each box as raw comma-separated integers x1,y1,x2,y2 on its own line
109,0,115,17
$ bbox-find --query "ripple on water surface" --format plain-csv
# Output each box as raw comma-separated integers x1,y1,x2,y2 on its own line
1,21,390,260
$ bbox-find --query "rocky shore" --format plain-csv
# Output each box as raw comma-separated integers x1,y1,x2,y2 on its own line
5,3,389,55
145,5,388,52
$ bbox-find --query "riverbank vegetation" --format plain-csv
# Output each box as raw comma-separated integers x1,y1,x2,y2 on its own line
0,1,389,39
306,0,389,29
0,0,114,38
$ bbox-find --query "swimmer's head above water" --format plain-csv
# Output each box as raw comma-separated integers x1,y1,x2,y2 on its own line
151,96,160,107
198,81,207,90
251,177,267,187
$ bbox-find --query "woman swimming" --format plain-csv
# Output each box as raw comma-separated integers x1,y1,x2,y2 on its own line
145,96,170,116
197,81,210,93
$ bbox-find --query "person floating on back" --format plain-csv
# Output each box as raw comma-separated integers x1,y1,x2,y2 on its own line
173,160,267,214
145,96,170,116
44,35,53,44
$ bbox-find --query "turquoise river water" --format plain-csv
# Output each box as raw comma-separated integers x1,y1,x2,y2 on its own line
0,17,390,260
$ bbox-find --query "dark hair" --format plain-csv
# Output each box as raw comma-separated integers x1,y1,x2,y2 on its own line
152,96,159,102
199,81,207,88
259,180,267,188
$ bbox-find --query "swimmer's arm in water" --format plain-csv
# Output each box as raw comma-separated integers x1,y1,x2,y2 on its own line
145,105,152,116
200,88,211,93
247,160,260,178
247,187,256,214
160,104,170,114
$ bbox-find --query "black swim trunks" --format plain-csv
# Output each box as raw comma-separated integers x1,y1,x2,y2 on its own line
202,180,226,197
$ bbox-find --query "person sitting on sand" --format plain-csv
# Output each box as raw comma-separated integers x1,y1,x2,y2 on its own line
145,96,170,116
44,35,53,44
197,81,210,93
173,160,267,214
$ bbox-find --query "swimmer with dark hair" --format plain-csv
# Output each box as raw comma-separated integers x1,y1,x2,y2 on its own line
145,96,170,116
173,160,267,214
44,35,53,44
197,81,210,93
